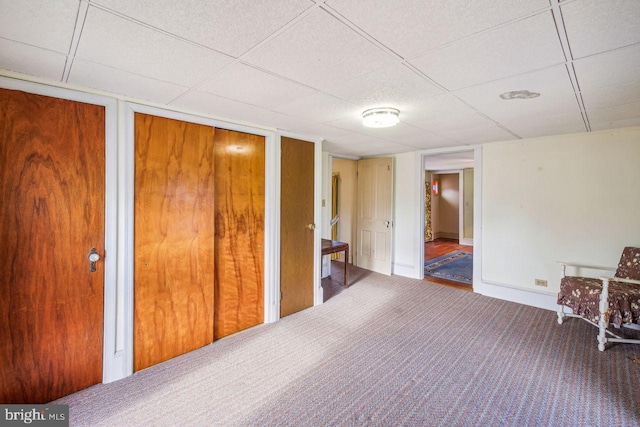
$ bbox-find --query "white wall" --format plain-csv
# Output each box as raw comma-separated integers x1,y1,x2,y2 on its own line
392,151,422,278
482,127,640,294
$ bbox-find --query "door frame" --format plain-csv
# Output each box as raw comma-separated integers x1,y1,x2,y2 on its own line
419,147,482,290
121,103,279,379
278,131,323,307
0,76,118,383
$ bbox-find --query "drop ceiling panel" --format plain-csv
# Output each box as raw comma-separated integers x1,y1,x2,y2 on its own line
290,123,356,139
399,94,480,123
454,65,581,122
327,117,459,150
561,0,640,59
0,39,67,81
172,91,315,130
0,0,78,53
96,0,314,57
390,131,459,150
326,138,414,157
325,0,550,58
243,9,395,90
590,116,640,131
76,7,234,87
325,63,443,108
581,81,640,112
199,63,317,109
409,12,565,90
274,92,359,123
587,101,640,124
439,124,516,144
413,111,495,134
573,43,640,91
500,111,587,139
68,60,189,104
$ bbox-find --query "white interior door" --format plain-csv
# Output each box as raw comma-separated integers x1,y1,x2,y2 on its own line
355,157,393,275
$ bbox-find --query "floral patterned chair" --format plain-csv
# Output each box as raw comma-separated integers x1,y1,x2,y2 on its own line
557,247,640,351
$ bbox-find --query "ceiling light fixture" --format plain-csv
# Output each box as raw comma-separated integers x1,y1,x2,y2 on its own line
362,107,400,128
499,90,540,100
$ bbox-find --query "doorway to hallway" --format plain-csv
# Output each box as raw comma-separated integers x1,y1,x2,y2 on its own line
424,239,473,291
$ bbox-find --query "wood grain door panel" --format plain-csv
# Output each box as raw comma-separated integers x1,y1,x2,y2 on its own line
0,88,105,403
280,137,314,317
134,113,214,371
213,129,265,339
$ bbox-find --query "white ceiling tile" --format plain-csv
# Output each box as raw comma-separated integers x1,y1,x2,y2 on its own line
409,12,565,90
590,117,640,131
289,123,356,139
274,92,359,123
325,0,550,58
439,124,516,144
561,0,640,59
574,43,640,91
399,94,479,123
587,101,640,124
581,81,640,111
500,111,587,139
391,131,459,150
0,0,78,53
412,111,494,134
325,63,443,108
325,138,414,157
454,65,581,122
171,90,315,130
96,0,314,57
76,7,234,87
0,39,66,81
68,60,189,104
199,63,318,109
326,116,459,149
243,9,395,90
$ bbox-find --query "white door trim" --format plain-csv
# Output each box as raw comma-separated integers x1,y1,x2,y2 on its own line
418,147,481,289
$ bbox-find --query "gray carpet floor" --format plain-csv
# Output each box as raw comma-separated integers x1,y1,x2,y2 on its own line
55,263,640,426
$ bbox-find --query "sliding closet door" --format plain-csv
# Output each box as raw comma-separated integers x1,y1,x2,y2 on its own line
0,88,105,402
213,129,265,339
134,113,214,371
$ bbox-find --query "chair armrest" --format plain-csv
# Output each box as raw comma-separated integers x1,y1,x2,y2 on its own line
557,261,616,271
599,276,640,286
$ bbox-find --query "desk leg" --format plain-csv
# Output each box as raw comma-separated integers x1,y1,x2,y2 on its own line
344,247,349,287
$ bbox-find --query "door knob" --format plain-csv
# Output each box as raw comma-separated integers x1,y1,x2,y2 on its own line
307,223,316,230
88,248,100,272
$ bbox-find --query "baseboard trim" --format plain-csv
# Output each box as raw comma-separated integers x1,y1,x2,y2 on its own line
393,262,420,279
476,279,557,311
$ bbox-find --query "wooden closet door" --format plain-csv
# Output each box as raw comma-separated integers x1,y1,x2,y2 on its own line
280,137,315,317
0,88,105,403
213,129,265,339
134,113,214,371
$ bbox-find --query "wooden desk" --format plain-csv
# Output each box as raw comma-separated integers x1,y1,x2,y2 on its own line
321,239,349,287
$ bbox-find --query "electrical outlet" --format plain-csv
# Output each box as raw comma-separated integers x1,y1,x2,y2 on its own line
535,279,548,287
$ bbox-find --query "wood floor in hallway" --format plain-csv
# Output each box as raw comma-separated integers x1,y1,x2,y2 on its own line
424,238,473,292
